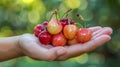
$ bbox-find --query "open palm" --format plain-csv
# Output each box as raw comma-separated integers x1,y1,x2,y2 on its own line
18,26,112,61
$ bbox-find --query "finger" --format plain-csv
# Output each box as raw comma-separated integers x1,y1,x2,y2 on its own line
92,29,103,36
46,47,67,61
57,35,111,60
57,44,84,60
88,26,102,32
92,27,112,39
83,35,111,52
21,41,67,61
93,27,112,36
21,34,67,61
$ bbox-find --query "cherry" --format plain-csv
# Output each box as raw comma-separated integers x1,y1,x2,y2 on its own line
34,21,48,37
34,24,43,37
60,9,73,28
47,18,63,35
42,21,48,27
47,9,63,35
63,24,77,39
60,18,75,28
52,33,67,46
76,28,92,43
60,18,68,27
76,14,92,43
34,21,52,45
38,31,52,45
68,37,78,45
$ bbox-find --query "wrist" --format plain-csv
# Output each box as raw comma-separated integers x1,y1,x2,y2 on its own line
0,36,25,61
16,35,25,57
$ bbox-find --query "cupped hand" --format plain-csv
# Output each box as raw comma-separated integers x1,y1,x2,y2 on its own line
56,26,112,60
18,26,112,61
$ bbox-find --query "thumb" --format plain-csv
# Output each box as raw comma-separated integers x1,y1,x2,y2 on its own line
46,47,67,61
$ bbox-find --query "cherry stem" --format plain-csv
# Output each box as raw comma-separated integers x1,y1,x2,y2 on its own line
49,9,58,22
49,13,54,22
54,9,58,20
68,17,72,25
62,8,72,18
76,14,86,28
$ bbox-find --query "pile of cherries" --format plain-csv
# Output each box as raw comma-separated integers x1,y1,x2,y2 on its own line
34,9,92,46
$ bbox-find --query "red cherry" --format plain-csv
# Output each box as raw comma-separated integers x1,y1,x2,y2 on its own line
77,28,92,43
34,24,43,37
38,31,52,45
60,18,75,27
52,33,67,46
42,21,48,27
60,18,68,27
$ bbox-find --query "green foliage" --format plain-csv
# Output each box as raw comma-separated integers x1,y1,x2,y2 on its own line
0,0,120,67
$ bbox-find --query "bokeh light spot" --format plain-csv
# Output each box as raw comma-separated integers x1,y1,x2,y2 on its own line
22,0,34,4
64,0,81,9
88,53,105,64
0,26,13,37
69,53,88,64
78,0,88,10
28,10,40,24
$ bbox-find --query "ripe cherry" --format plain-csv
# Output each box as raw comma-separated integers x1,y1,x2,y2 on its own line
42,21,48,27
47,10,63,35
38,31,52,45
34,24,43,37
63,24,77,39
47,18,63,35
60,18,75,27
52,33,67,46
76,28,92,43
68,37,78,45
60,18,68,27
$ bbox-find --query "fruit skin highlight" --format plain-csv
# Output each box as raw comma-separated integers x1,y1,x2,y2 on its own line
52,33,67,46
76,28,92,43
63,24,77,40
38,31,52,45
47,19,63,35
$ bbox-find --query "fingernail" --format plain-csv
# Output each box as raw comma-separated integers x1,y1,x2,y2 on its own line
57,49,66,56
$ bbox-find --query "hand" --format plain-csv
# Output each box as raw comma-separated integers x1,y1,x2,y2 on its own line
18,26,112,61
18,34,67,61
56,26,112,60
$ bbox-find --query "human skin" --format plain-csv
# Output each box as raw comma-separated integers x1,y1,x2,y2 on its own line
0,26,112,62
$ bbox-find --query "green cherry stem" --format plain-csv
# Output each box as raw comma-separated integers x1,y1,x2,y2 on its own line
49,9,58,22
62,8,72,18
49,12,54,22
54,9,58,20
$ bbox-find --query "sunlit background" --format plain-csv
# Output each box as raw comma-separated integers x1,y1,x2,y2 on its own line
0,0,120,67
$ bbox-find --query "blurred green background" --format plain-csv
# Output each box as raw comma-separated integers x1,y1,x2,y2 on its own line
0,0,120,67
